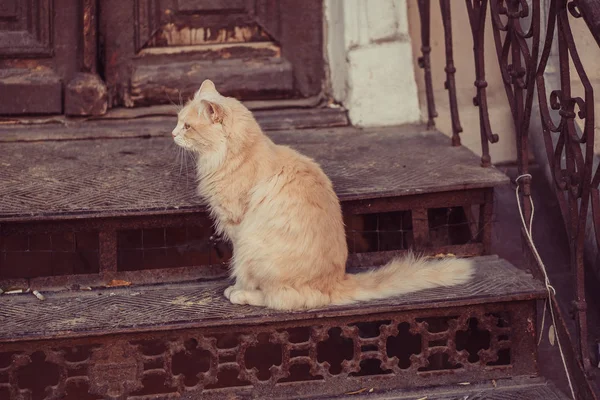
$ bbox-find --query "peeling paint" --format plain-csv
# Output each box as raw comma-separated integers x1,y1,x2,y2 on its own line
137,42,281,58
150,24,270,47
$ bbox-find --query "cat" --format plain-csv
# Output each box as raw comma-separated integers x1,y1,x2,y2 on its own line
171,79,474,310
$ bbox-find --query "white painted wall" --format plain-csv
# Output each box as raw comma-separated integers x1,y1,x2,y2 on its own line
324,0,421,127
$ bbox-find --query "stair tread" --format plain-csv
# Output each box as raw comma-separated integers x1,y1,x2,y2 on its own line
0,123,508,221
0,255,545,342
330,379,569,400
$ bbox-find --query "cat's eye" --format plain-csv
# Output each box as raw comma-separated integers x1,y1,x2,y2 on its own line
183,123,190,130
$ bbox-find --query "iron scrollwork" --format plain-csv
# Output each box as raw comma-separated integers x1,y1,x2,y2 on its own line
466,0,501,167
534,0,594,372
461,0,596,372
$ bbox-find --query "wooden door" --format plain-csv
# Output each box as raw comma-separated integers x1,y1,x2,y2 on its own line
101,0,324,108
0,0,108,116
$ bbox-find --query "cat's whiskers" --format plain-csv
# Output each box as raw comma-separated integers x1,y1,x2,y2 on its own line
184,147,191,188
170,141,185,174
165,142,179,174
178,90,184,112
166,94,182,115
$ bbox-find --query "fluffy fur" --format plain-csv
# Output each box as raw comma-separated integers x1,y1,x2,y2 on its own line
172,80,474,310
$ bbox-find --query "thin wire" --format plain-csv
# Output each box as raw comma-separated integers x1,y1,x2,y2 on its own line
515,174,575,399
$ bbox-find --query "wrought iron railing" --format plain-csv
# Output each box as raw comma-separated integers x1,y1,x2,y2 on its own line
417,0,599,376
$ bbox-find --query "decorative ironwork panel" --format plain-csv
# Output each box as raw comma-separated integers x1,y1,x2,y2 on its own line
533,0,596,371
0,301,537,399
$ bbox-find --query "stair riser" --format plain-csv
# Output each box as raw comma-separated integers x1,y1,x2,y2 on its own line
0,188,493,289
0,300,538,400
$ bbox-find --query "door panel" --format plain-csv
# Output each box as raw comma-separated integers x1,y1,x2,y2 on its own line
177,0,247,11
130,57,293,106
135,0,270,52
0,0,84,115
0,0,53,57
102,0,323,108
0,0,61,114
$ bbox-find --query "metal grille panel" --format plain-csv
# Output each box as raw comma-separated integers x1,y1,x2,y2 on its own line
0,301,539,399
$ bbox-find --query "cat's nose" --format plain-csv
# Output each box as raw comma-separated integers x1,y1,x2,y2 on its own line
171,129,177,138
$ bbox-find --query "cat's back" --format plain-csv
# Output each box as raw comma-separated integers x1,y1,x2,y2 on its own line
273,144,336,194
245,142,339,216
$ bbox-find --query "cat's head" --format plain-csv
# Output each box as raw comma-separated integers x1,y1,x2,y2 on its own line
172,80,256,157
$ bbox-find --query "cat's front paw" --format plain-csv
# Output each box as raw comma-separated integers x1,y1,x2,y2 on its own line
224,285,236,299
229,289,265,307
229,289,248,305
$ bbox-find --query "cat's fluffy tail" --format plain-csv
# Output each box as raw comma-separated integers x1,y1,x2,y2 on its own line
333,254,474,305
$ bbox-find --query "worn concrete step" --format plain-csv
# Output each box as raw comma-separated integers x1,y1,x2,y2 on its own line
0,256,546,398
322,378,569,400
0,123,508,222
0,121,509,290
0,255,545,341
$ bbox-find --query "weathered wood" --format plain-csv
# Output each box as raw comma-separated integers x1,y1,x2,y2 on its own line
0,108,347,141
0,0,80,115
0,0,53,57
0,69,62,115
137,42,280,59
278,0,324,97
253,107,348,130
90,96,323,119
102,0,324,108
254,0,281,40
129,57,294,106
134,1,261,51
64,72,108,116
82,0,98,73
146,22,270,48
178,0,247,12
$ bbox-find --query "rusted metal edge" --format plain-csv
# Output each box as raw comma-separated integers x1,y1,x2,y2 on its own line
347,244,485,268
0,187,508,224
0,207,205,224
0,296,546,344
575,0,600,48
549,295,598,400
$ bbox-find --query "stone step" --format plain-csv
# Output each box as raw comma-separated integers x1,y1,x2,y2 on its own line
325,378,569,400
0,256,546,399
0,123,507,222
0,122,509,287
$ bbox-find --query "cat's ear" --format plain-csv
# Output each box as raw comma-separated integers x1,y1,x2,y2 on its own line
201,99,225,124
197,79,217,95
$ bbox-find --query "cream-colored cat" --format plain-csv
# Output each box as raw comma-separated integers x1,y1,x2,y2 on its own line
172,80,474,310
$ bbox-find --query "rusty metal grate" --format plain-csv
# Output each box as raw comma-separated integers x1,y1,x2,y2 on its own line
0,232,100,279
0,197,491,287
428,206,479,248
345,211,413,253
116,224,231,272
0,301,537,399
